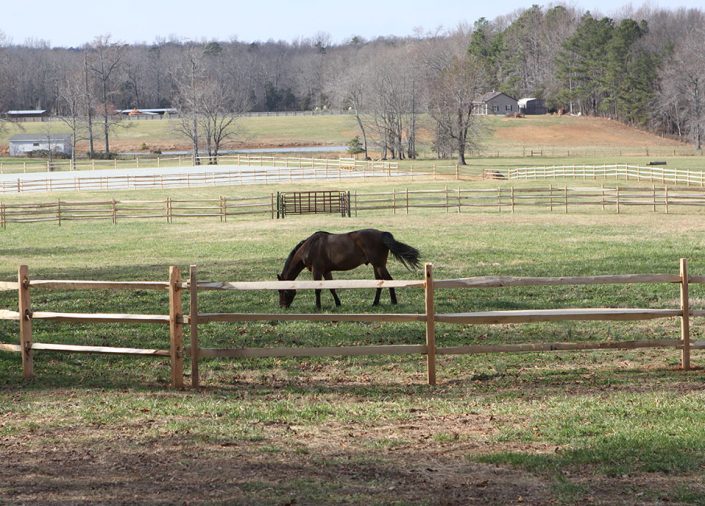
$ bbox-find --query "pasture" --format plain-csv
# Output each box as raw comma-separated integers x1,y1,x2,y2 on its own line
2,188,705,504
1,113,695,160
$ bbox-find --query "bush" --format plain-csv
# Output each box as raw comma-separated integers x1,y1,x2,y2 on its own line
88,152,118,160
347,136,365,155
26,150,71,159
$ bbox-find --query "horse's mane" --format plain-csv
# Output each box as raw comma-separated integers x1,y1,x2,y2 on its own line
281,231,330,276
282,238,307,275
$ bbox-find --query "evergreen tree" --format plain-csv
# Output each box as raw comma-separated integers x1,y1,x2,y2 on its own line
556,14,614,115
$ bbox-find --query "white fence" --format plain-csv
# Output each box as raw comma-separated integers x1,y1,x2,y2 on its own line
0,156,405,194
509,164,705,186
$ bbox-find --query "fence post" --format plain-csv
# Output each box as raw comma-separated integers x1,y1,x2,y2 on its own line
189,265,200,388
169,266,184,388
424,263,437,386
680,258,691,370
511,187,515,213
616,186,621,214
18,265,33,379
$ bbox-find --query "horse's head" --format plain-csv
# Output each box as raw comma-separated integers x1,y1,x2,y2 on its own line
277,273,296,308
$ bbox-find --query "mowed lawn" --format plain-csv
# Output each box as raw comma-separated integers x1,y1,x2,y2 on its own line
2,194,705,504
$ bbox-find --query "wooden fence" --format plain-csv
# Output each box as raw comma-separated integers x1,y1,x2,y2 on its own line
508,164,705,186
1,260,702,387
5,185,705,228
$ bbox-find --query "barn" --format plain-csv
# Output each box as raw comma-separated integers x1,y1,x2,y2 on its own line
9,133,73,157
472,91,518,115
518,97,547,115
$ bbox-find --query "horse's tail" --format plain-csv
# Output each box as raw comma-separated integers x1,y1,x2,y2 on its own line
382,232,421,271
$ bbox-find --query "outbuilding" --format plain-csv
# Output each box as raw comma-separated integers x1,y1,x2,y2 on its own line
4,110,48,122
518,98,547,115
9,133,73,157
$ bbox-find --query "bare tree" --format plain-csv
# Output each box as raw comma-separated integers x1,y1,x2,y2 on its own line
88,35,126,154
57,70,86,169
173,47,204,165
426,34,487,165
657,27,705,150
199,80,240,164
173,45,246,164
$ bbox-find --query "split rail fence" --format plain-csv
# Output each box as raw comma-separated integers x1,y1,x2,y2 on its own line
1,260,701,387
5,185,705,228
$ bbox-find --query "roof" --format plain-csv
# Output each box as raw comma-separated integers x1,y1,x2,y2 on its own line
118,108,177,114
518,97,543,106
474,91,517,103
6,110,47,115
10,133,72,142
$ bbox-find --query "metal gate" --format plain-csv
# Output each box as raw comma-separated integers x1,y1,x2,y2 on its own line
276,191,351,218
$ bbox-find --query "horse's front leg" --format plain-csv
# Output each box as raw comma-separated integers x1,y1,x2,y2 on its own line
323,271,341,306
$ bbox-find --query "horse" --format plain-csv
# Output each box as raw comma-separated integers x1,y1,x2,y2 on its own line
277,229,421,309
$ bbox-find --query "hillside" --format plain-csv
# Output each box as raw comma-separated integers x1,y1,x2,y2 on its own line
0,113,691,158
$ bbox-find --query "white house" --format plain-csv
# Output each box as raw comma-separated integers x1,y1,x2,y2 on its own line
9,133,73,157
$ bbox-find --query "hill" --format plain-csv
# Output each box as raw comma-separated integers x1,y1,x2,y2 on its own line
0,113,691,158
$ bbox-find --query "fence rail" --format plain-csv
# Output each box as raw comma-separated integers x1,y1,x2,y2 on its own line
0,260,701,387
509,164,705,186
6,184,705,228
0,154,399,177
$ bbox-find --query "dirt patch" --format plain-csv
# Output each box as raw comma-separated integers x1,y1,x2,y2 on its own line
495,116,684,148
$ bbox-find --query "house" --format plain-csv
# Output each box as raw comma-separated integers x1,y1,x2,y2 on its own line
518,98,547,115
5,109,48,122
473,92,518,115
9,133,73,157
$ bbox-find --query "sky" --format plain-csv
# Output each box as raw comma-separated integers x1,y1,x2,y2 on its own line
2,0,704,48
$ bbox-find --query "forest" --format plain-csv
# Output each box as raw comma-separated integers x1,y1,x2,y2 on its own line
0,4,703,162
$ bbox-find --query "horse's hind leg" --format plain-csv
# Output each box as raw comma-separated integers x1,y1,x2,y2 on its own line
373,265,397,305
324,271,341,306
312,270,323,309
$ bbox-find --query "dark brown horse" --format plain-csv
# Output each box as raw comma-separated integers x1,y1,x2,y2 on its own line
277,229,421,309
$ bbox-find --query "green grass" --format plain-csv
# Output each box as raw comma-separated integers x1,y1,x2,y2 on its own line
2,183,705,503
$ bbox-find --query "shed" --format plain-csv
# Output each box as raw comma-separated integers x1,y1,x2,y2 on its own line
5,110,48,122
9,133,73,157
118,108,177,118
518,98,547,115
472,92,518,115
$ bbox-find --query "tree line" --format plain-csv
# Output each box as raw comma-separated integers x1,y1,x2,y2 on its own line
0,4,703,164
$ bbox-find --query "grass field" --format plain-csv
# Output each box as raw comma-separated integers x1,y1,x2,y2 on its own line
2,186,705,503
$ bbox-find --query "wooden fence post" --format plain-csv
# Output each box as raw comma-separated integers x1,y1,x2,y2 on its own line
680,258,691,370
18,265,33,379
189,265,200,388
424,263,437,386
169,266,184,388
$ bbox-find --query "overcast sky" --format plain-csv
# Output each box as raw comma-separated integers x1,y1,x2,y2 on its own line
3,0,704,47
